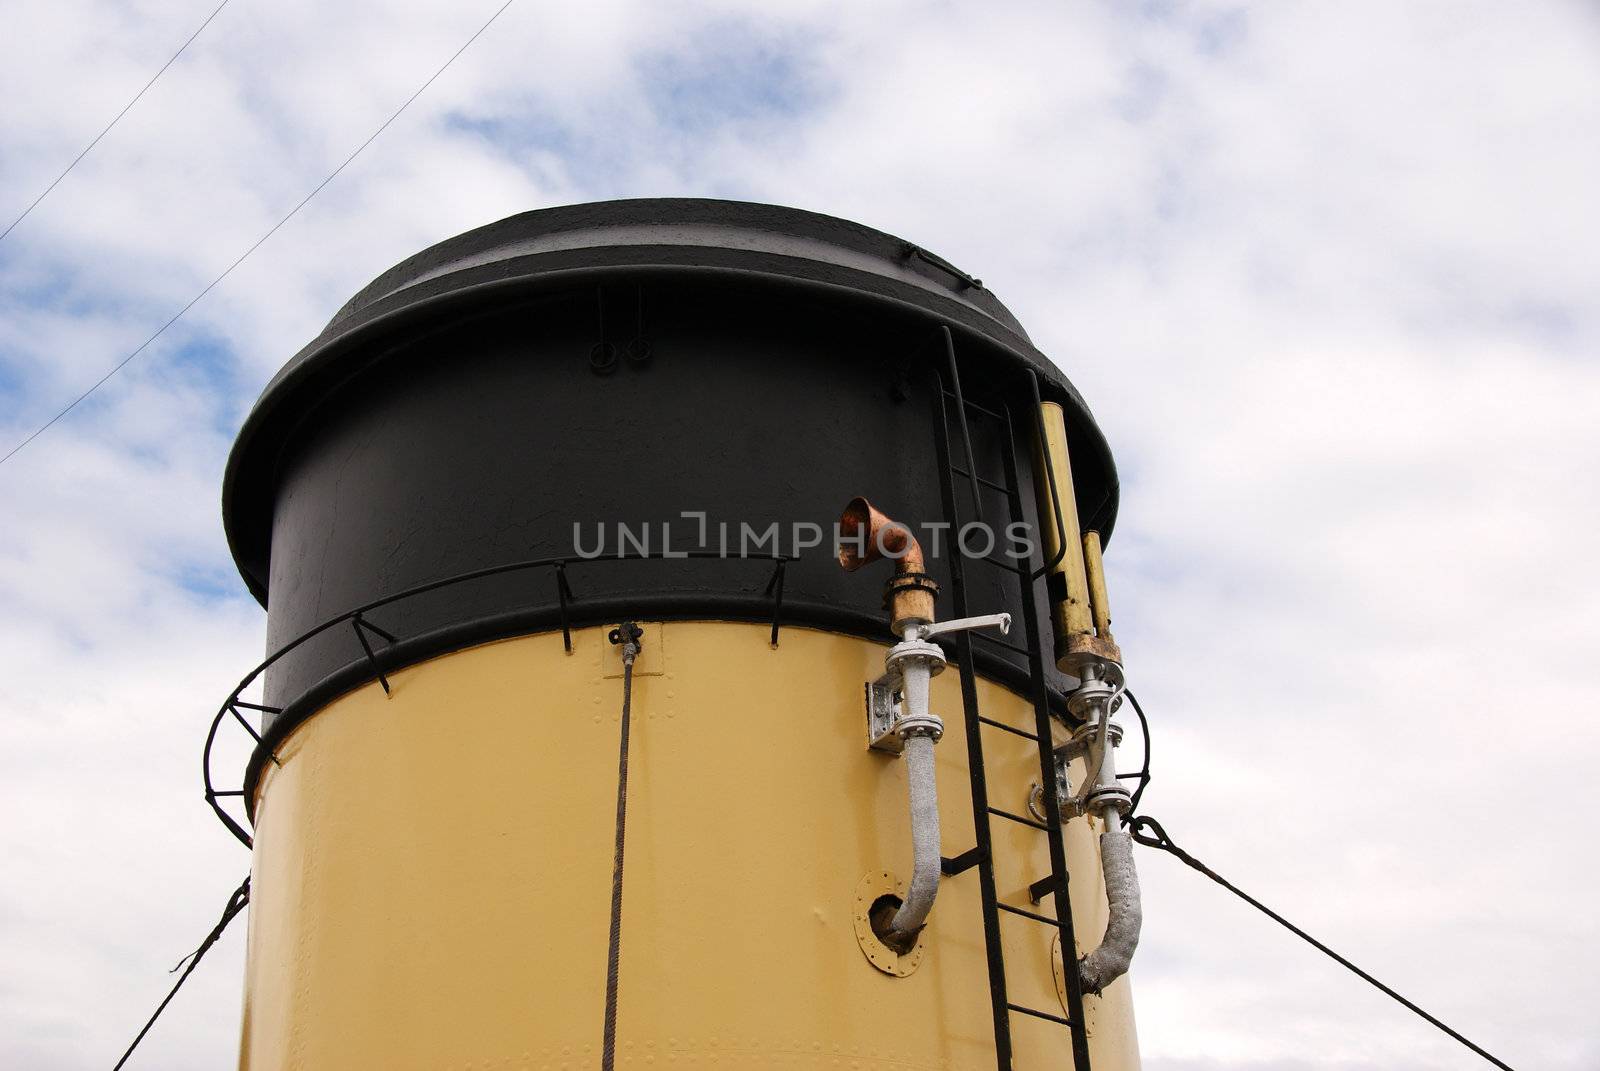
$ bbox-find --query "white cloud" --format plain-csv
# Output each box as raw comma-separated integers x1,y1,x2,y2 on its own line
1,1,1595,1068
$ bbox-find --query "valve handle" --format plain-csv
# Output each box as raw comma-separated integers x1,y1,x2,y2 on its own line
915,612,1010,640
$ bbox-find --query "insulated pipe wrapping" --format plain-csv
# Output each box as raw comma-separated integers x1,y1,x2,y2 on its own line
1078,828,1142,995
890,731,942,939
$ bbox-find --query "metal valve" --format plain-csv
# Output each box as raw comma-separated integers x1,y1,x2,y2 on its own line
865,612,1012,753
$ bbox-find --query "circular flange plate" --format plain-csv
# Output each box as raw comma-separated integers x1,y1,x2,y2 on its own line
1051,930,1070,1013
852,870,926,977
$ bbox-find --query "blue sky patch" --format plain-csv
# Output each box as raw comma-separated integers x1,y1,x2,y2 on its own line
635,21,826,134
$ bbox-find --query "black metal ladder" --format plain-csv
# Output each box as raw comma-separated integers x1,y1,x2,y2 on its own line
928,328,1093,1069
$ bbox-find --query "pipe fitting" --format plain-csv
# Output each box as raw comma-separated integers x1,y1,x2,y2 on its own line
1061,721,1130,818
1066,674,1118,723
1084,777,1132,819
1067,665,1123,816
1067,719,1125,753
894,713,944,741
885,639,945,682
838,496,937,634
1064,684,1143,996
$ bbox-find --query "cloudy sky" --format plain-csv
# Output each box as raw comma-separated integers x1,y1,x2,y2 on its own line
1,1,1596,1068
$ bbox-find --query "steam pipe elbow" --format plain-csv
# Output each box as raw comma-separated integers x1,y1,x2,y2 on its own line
837,495,925,574
887,529,926,575
1078,827,1142,995
837,497,935,633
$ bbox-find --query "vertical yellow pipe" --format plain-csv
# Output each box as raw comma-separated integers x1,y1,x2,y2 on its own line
1082,530,1112,639
1034,401,1094,640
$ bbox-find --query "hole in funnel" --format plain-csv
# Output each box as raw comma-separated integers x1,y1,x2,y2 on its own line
868,894,920,955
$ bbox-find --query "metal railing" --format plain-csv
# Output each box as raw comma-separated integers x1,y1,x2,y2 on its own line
202,551,795,848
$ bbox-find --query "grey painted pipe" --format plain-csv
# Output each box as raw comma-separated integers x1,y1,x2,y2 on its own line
889,730,942,939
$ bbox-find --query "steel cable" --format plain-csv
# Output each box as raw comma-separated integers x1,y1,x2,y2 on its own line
0,0,519,469
1,0,232,245
111,875,250,1070
1129,816,1516,1071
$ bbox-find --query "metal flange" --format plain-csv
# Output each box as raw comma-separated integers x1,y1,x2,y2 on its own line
1059,649,1125,694
853,870,926,977
895,712,944,742
884,638,946,679
1064,719,1124,760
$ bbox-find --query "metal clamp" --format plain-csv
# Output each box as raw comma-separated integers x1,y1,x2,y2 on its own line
866,675,905,753
1030,744,1079,822
608,621,643,665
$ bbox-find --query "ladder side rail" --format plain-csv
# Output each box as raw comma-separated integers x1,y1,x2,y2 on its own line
940,325,986,526
998,375,1095,1067
931,362,1014,1070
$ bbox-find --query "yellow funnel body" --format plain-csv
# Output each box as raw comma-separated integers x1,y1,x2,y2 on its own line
240,622,1138,1069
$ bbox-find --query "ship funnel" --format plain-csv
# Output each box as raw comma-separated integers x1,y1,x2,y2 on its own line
213,198,1133,1071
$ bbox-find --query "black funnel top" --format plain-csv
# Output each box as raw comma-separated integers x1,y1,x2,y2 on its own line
222,198,1119,725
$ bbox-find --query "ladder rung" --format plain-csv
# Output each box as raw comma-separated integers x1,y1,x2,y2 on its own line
996,902,1059,926
1007,1003,1074,1027
988,806,1050,832
977,715,1038,742
941,847,984,876
1028,874,1060,903
971,631,1033,658
940,389,1008,423
948,464,1010,494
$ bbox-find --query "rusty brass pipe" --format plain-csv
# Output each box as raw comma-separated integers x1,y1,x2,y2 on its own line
1035,403,1125,673
1082,530,1113,640
1034,402,1093,642
838,496,936,634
